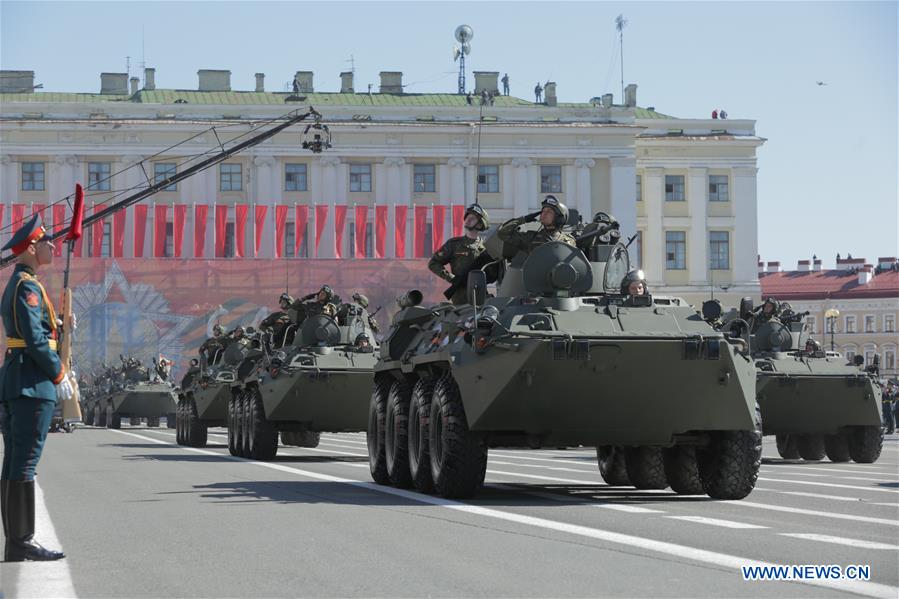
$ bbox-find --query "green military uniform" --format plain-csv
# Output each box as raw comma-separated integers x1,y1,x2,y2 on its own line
497,216,576,254
428,236,486,305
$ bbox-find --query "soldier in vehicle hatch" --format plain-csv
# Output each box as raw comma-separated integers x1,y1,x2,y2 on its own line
428,204,491,305
292,285,339,323
620,269,648,296
497,195,576,256
260,293,294,346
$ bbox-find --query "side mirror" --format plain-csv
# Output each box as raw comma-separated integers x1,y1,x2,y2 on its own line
739,297,754,321
467,271,487,306
701,299,722,321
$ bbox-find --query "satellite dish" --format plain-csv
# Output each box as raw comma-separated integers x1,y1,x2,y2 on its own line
455,24,474,43
461,42,471,55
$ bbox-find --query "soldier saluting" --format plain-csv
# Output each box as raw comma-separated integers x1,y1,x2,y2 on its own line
428,204,490,305
0,213,73,561
497,195,576,254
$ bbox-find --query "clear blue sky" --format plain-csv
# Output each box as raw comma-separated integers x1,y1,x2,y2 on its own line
2,1,896,268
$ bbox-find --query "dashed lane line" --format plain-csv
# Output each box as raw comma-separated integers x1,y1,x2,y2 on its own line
753,487,898,505
666,516,769,529
729,501,899,527
779,534,898,551
758,477,899,494
105,429,898,599
597,504,666,514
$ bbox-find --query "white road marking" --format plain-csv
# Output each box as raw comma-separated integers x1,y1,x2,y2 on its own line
765,465,899,479
489,459,602,475
666,516,768,529
597,504,666,514
780,533,898,551
753,487,895,504
107,429,898,598
486,469,604,486
730,501,899,526
487,450,599,468
759,477,899,494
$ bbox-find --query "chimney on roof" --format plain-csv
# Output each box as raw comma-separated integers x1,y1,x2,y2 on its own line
473,71,499,96
144,67,156,91
601,93,613,108
129,77,139,95
758,261,765,275
624,83,638,108
767,261,781,273
255,73,265,92
340,71,354,93
100,73,129,95
878,257,896,269
294,71,313,93
813,259,822,272
798,259,810,272
858,265,873,285
379,71,403,94
544,81,557,106
0,70,35,93
198,69,231,92
837,257,865,271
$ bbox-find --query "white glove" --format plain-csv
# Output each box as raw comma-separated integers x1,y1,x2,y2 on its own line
56,371,77,402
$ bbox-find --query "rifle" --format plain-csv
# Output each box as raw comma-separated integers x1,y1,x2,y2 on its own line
443,251,498,300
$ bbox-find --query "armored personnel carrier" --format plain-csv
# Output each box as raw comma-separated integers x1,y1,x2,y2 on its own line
710,299,883,463
82,358,177,429
367,213,762,500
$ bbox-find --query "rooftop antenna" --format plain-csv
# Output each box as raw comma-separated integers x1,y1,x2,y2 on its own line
140,25,146,84
615,14,627,103
454,24,473,94
125,56,131,78
345,54,356,75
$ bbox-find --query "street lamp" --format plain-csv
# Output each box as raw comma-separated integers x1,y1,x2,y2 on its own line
825,308,840,351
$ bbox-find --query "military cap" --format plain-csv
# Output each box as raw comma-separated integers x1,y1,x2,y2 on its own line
2,213,47,255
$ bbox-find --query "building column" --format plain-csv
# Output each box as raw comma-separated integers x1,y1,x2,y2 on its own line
204,166,217,258
1,155,16,246
511,158,533,215
732,167,760,285
608,156,637,245
384,157,406,257
253,156,277,258
119,155,142,258
574,158,595,223
642,167,664,286
687,166,708,285
317,156,341,258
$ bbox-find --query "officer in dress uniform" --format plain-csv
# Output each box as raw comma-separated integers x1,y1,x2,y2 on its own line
0,213,74,561
428,205,491,305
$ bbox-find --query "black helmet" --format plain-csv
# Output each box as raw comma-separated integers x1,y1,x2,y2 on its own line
620,269,647,294
279,292,294,305
319,285,334,301
355,332,371,345
464,204,490,231
541,195,569,228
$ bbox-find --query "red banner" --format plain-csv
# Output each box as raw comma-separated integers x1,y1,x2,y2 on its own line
433,205,447,251
173,204,187,258
254,205,267,257
355,205,369,258
92,203,106,257
395,205,408,258
375,205,388,259
274,205,288,258
52,204,67,257
113,209,126,258
235,204,249,259
334,205,348,259
452,204,465,237
194,205,208,258
414,205,429,258
32,203,47,219
11,204,25,232
314,205,328,257
154,204,168,258
215,205,229,258
296,205,309,257
134,205,148,258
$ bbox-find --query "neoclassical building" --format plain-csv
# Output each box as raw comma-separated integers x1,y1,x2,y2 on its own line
0,67,764,305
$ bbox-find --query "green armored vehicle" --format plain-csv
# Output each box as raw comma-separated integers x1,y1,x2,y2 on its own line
711,298,883,463
367,211,762,500
82,358,177,429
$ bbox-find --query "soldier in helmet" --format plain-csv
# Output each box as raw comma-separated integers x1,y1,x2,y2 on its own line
428,204,491,305
199,323,227,365
260,293,294,347
498,195,576,256
292,285,338,322
354,332,374,353
749,297,781,334
352,292,381,334
620,269,648,296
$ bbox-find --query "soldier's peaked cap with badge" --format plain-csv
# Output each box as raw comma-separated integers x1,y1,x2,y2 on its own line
2,213,48,255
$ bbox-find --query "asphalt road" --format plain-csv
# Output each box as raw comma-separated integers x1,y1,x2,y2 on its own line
1,424,897,598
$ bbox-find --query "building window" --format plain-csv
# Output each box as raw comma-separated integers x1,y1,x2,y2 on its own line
285,164,307,191
884,349,896,372
864,315,876,333
348,223,374,258
101,222,111,257
844,348,856,363
88,162,111,191
478,165,499,193
885,315,895,333
805,316,817,334
164,223,174,257
709,231,730,270
349,164,372,192
636,174,642,202
845,315,856,334
540,165,562,193
220,164,242,192
864,349,876,368
665,231,686,270
154,163,177,192
223,222,236,257
21,162,45,191
284,223,296,258
413,164,436,193
665,175,685,201
708,175,729,202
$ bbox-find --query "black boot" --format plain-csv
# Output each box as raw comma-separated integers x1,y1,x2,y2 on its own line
4,480,65,562
1,479,8,538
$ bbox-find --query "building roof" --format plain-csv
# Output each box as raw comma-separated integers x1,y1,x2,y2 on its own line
760,269,899,301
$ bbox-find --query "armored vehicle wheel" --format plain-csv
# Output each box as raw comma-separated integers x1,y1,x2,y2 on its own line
186,397,208,448
107,405,121,429
429,374,487,499
239,391,252,458
386,380,413,488
775,434,800,460
246,387,278,461
280,431,294,446
297,431,320,448
797,434,825,461
367,378,391,485
227,393,241,457
95,404,106,428
166,412,176,429
624,447,668,490
848,426,883,463
697,404,762,500
408,378,436,493
824,433,850,462
130,417,142,426
146,417,160,428
597,446,630,486
663,447,704,495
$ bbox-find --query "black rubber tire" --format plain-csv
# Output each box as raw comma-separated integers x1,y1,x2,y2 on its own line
146,417,160,428
663,446,704,495
107,405,121,429
824,433,851,463
624,447,669,490
597,446,631,486
186,397,208,448
797,434,825,461
429,374,487,499
130,416,142,426
367,378,391,485
95,404,106,428
246,387,278,460
698,403,762,500
775,434,800,459
408,378,437,493
240,391,252,458
284,430,320,448
280,431,295,446
166,412,176,429
175,399,185,445
848,425,883,463
227,392,241,457
386,380,413,488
